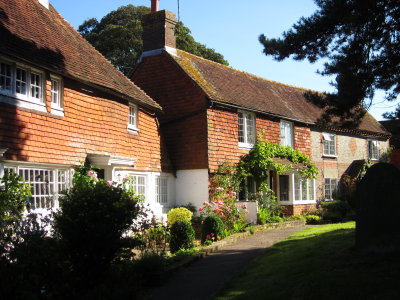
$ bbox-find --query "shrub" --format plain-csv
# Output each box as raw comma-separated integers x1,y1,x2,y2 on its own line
319,200,353,222
172,203,197,215
201,215,225,244
53,168,140,281
305,214,322,224
140,223,170,256
0,172,31,222
169,221,195,253
288,215,306,221
167,207,193,226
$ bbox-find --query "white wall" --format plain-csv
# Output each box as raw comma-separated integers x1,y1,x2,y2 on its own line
176,169,209,211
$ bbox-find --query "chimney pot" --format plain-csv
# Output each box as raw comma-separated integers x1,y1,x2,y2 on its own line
151,0,159,13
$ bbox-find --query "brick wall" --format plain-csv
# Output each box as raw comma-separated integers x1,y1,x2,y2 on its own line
132,53,208,124
310,130,389,200
132,52,210,170
282,204,316,216
207,107,312,172
0,78,168,172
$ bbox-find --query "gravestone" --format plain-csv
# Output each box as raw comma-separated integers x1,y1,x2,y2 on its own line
355,163,400,253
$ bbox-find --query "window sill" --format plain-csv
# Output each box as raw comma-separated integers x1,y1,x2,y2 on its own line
127,126,139,134
0,94,46,112
322,154,337,159
51,107,64,117
280,200,317,205
238,142,254,149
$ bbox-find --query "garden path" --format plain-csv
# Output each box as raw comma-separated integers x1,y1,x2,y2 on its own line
145,225,305,300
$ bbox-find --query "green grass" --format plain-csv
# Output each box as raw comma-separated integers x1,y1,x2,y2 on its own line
214,222,400,300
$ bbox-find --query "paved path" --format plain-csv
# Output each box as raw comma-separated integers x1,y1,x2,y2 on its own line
145,225,305,300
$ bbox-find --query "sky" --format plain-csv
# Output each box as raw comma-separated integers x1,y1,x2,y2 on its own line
51,0,399,121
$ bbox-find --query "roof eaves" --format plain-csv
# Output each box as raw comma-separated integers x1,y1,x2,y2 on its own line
209,99,314,125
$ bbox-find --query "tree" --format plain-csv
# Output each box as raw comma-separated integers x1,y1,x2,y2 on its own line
259,0,400,120
78,5,228,76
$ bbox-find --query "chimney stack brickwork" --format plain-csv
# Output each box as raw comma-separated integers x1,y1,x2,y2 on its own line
142,10,177,52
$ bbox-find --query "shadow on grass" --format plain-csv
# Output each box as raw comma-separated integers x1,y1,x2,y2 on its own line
215,226,400,300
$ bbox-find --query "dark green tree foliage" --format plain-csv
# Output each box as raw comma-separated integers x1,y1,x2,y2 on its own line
79,5,228,76
259,0,400,120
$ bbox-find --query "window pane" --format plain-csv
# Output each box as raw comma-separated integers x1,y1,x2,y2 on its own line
51,79,61,107
16,67,27,95
279,175,289,201
238,112,245,143
301,178,307,200
308,179,314,201
30,72,42,100
0,62,12,91
156,176,168,204
295,175,301,201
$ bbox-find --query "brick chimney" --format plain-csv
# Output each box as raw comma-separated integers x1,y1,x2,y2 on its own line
142,8,177,53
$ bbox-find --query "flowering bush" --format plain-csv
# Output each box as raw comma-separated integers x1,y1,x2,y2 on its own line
201,216,225,244
54,167,141,281
199,188,248,230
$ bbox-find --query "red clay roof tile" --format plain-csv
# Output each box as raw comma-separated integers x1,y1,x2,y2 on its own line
0,0,161,110
169,49,388,137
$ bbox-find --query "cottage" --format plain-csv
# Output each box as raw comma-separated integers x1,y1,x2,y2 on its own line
0,0,174,217
132,5,390,214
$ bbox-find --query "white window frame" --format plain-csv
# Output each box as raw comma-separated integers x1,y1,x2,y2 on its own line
0,61,13,93
50,75,64,115
3,164,71,211
239,176,258,201
293,174,316,203
0,57,48,112
155,176,168,204
324,178,337,200
238,110,256,148
280,120,294,148
128,103,138,132
322,132,337,157
368,140,379,160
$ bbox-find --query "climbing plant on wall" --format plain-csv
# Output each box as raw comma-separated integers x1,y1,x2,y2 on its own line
210,140,318,196
238,140,318,190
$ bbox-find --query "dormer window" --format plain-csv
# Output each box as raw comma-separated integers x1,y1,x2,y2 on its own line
128,103,138,131
238,111,256,148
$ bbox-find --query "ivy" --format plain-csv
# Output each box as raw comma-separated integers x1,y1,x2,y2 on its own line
210,140,318,197
238,140,318,186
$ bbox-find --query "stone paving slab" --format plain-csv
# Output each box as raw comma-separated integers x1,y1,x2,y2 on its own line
145,225,305,300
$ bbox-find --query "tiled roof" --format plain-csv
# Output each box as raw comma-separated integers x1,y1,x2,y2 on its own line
169,49,389,137
0,0,161,110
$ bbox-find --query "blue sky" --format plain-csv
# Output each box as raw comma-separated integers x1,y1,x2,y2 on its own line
51,0,399,120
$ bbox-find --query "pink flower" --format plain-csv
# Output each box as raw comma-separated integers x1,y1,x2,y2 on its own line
199,207,204,212
241,204,248,209
229,191,237,196
106,180,113,186
216,187,224,191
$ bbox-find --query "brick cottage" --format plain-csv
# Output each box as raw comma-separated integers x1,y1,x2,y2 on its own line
132,7,390,215
0,0,391,218
0,0,174,217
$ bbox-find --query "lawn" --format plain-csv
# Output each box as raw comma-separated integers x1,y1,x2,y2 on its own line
214,222,400,300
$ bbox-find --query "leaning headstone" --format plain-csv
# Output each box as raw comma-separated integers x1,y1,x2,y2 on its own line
355,163,400,253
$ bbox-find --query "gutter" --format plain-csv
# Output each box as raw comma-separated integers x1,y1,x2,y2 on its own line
209,99,390,139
